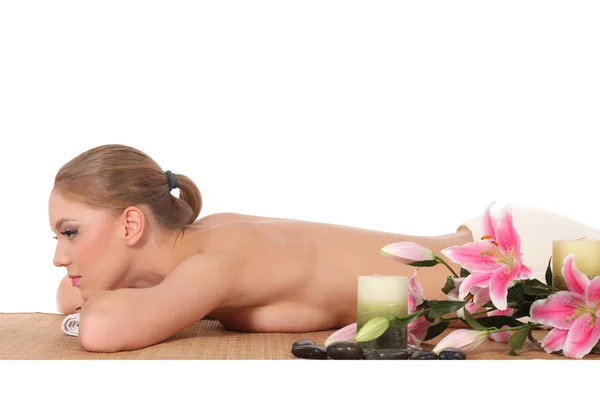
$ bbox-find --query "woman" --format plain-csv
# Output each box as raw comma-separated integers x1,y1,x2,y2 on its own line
51,144,599,353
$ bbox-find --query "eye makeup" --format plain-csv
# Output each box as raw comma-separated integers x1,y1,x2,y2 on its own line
52,228,79,240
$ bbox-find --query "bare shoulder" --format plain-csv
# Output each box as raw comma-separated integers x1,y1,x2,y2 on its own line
160,253,238,298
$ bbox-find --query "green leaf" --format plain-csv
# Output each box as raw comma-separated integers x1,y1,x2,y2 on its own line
462,308,487,331
508,325,532,356
409,259,440,267
522,287,555,297
460,267,470,278
523,279,554,289
545,256,553,286
511,304,532,319
471,315,525,329
522,279,556,297
390,310,423,327
523,293,538,302
425,300,469,318
507,282,524,303
423,322,450,341
441,276,456,295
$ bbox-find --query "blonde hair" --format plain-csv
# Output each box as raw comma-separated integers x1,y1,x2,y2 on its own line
54,144,202,230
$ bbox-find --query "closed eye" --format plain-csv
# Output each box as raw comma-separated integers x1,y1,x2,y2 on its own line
53,229,78,240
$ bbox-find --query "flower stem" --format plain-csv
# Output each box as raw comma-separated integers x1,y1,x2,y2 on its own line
439,316,459,322
439,308,492,323
488,325,528,334
471,309,493,317
434,256,459,278
527,329,544,350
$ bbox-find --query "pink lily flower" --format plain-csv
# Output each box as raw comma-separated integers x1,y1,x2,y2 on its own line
441,202,536,310
447,279,513,342
447,278,491,319
432,329,489,354
408,268,425,311
380,241,436,265
446,275,514,342
324,322,357,347
407,269,432,347
487,308,516,343
529,254,600,359
408,315,432,347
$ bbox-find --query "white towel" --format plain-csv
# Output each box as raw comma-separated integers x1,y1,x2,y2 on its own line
61,313,80,337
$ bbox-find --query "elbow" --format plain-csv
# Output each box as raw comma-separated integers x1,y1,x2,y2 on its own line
78,314,122,353
56,302,70,316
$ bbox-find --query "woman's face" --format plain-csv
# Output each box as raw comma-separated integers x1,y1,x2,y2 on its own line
48,189,129,300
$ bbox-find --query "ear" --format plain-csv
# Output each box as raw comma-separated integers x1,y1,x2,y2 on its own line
121,206,145,246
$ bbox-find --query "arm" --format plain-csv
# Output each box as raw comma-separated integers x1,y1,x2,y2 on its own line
78,254,234,353
56,275,85,315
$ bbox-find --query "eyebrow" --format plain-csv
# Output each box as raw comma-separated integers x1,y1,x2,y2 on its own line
54,218,77,231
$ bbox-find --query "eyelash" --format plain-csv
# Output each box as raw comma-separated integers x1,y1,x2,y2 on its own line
53,229,78,240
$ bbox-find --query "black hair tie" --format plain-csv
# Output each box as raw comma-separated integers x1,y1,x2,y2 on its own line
165,170,179,191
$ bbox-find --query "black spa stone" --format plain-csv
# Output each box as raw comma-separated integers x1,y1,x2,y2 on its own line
407,347,420,356
438,347,466,360
409,350,439,360
292,339,315,348
292,344,328,360
326,341,364,360
363,348,409,360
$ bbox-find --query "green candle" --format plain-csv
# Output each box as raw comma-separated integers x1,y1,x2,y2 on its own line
357,275,409,350
357,303,408,326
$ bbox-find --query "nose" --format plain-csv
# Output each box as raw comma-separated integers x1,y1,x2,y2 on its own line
53,242,72,268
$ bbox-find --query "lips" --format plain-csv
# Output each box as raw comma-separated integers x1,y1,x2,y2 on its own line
68,275,81,287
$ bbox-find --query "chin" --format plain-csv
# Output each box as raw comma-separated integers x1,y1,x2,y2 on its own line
79,286,100,300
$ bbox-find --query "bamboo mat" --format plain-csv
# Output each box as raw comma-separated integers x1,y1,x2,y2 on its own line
1,312,598,360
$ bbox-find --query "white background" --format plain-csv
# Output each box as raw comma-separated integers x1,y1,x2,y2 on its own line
1,0,597,394
1,1,599,314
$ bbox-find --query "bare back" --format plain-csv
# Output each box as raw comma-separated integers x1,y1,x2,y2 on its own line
187,213,473,333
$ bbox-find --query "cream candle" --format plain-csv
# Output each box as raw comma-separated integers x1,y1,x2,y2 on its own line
357,275,409,350
552,239,600,290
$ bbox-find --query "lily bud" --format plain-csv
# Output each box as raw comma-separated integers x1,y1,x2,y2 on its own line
355,317,391,342
324,322,357,347
380,242,438,266
432,329,489,354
